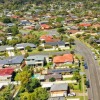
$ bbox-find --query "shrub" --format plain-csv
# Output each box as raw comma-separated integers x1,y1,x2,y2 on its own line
38,46,43,51
44,45,52,49
49,77,56,82
25,46,32,52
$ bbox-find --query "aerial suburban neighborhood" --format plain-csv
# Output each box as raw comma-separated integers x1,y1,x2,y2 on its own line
0,0,100,100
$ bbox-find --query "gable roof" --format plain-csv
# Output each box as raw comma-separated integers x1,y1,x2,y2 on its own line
0,45,13,52
26,55,45,61
50,83,68,91
41,24,50,29
95,39,100,43
53,54,73,63
0,68,14,76
40,35,53,40
44,73,62,80
40,35,59,42
15,43,36,49
47,68,77,74
45,41,65,46
79,23,91,27
0,55,24,65
48,97,65,100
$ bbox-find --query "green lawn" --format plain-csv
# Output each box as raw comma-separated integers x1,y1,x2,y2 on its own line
31,30,48,37
73,84,79,90
63,77,73,81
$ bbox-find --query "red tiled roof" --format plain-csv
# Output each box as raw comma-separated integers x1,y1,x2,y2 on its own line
40,35,59,42
79,23,91,27
11,15,19,19
0,68,14,76
41,24,50,29
40,35,53,40
53,54,73,63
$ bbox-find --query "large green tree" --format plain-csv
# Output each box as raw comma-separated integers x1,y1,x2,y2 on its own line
31,87,49,100
15,70,31,86
26,78,41,92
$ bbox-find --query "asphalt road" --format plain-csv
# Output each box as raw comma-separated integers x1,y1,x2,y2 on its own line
75,40,100,100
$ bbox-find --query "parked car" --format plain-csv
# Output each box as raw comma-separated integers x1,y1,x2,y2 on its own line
68,92,76,96
94,56,97,60
68,93,74,96
71,92,76,96
84,62,88,69
86,79,90,88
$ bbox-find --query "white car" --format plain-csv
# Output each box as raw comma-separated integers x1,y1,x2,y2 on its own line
68,93,74,96
71,92,76,96
68,92,76,96
94,56,97,60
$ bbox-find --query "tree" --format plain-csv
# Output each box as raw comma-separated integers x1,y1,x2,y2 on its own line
38,46,43,51
25,46,32,52
70,51,74,55
76,34,81,38
31,87,49,100
15,70,31,86
49,77,56,82
57,28,65,34
56,17,64,23
73,71,81,82
24,52,29,58
2,17,11,23
26,78,41,92
11,25,19,35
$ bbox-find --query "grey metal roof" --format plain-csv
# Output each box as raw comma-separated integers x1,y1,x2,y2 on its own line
45,41,65,46
0,45,13,52
48,97,65,100
15,43,36,49
44,74,62,80
95,39,100,43
50,83,68,91
26,60,36,65
0,55,24,65
26,55,45,61
47,68,77,74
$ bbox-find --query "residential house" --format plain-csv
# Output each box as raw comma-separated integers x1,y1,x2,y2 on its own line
42,68,77,75
53,54,74,65
95,39,100,46
0,68,14,81
68,29,79,34
48,96,66,100
0,55,25,69
44,73,62,81
23,26,35,30
40,35,53,41
0,45,14,52
11,15,19,19
41,24,50,29
44,41,66,49
25,55,48,67
19,20,32,26
79,23,91,27
35,73,62,82
6,23,15,27
92,23,100,30
50,83,69,97
15,43,36,50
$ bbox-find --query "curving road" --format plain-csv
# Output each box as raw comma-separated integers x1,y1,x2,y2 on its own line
75,40,100,100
